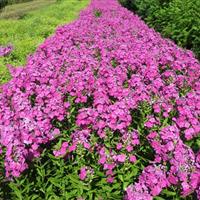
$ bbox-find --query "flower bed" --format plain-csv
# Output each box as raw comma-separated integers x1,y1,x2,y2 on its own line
0,0,199,199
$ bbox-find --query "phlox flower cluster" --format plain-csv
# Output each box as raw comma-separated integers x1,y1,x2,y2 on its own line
0,44,13,57
0,0,199,198
125,165,169,200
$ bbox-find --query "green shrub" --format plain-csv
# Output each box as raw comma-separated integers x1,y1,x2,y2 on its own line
147,0,200,59
119,0,200,60
0,0,8,11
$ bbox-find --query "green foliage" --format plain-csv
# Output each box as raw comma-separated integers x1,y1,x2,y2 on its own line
0,109,144,199
94,9,102,18
119,0,200,60
0,0,8,10
0,98,196,199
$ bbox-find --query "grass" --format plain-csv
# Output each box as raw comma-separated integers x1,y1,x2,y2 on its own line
0,0,56,19
0,0,89,84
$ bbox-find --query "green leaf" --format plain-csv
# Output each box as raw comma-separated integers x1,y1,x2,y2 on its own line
30,194,40,200
9,182,23,200
118,174,124,182
49,177,62,189
162,189,176,196
123,182,130,190
154,197,166,200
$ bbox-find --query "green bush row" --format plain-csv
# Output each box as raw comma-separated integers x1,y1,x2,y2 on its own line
119,0,200,60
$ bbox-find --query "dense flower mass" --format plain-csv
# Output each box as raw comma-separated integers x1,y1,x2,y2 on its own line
125,165,169,200
0,0,199,199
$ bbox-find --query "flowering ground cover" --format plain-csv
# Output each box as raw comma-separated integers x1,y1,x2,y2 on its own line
0,0,200,199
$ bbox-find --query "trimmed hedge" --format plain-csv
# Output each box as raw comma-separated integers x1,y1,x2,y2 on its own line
119,0,200,60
